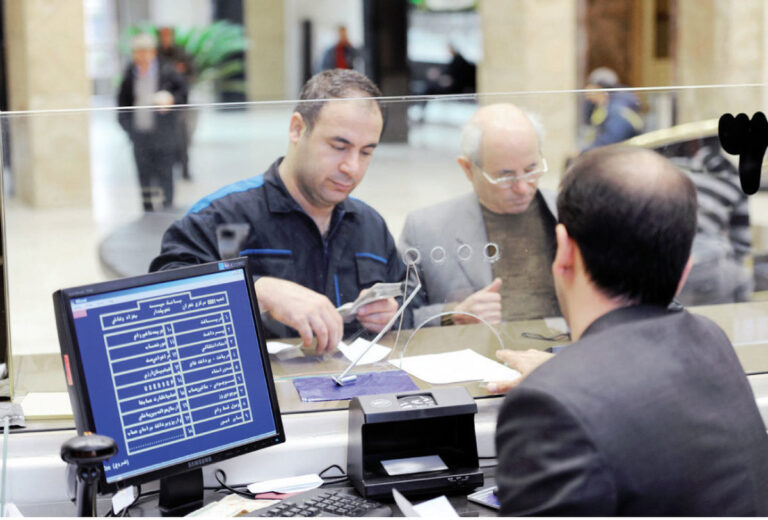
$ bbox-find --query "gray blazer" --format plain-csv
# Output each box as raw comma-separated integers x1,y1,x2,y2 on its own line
495,305,768,515
398,190,557,326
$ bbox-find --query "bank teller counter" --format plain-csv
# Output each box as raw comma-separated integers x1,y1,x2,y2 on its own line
269,318,558,413
268,301,768,414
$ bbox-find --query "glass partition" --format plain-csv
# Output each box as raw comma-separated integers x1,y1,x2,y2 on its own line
4,85,768,424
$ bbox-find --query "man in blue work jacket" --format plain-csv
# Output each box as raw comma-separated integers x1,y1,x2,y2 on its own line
150,69,406,353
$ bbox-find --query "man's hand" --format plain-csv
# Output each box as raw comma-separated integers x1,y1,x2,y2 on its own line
254,277,342,354
452,278,503,324
486,349,555,393
356,296,399,333
153,90,175,113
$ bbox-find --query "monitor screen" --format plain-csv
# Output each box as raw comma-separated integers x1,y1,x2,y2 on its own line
53,259,284,488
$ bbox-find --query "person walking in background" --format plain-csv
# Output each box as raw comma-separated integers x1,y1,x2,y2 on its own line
158,26,195,181
582,67,643,150
320,26,360,71
118,33,188,212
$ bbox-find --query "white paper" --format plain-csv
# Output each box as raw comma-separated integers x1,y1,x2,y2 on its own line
392,488,459,518
266,341,300,355
337,338,391,365
414,495,460,517
19,392,72,419
111,486,136,515
2,503,22,517
381,455,448,476
393,489,420,517
186,494,277,517
544,316,570,333
246,473,323,494
391,349,520,385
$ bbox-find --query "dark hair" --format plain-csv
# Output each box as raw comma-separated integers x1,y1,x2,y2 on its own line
557,146,697,306
294,69,384,131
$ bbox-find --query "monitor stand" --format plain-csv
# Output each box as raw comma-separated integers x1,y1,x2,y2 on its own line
158,468,204,517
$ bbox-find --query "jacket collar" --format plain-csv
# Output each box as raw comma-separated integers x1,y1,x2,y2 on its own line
264,157,357,217
581,304,679,339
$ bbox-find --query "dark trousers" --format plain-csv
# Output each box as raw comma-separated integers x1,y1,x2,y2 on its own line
132,134,175,211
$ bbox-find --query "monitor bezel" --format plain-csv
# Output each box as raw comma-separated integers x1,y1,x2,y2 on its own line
53,258,285,493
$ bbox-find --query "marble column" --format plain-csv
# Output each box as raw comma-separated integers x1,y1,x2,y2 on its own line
478,0,578,189
3,0,92,207
243,0,286,101
676,0,767,122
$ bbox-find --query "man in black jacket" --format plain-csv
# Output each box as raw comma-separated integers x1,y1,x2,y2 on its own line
495,146,768,515
118,33,188,211
150,70,406,352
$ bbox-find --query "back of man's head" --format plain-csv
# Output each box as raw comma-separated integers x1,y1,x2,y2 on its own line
295,69,383,132
558,146,697,306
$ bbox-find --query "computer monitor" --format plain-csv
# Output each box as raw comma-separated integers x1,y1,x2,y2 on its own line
53,259,285,514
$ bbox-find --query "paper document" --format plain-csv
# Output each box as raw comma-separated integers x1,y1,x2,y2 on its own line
381,455,448,476
391,349,520,385
337,338,391,365
392,488,459,518
544,316,570,333
247,473,323,494
266,341,301,355
186,493,277,517
19,392,73,419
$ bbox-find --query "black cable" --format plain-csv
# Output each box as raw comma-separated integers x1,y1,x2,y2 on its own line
213,469,258,499
318,463,349,486
318,463,346,479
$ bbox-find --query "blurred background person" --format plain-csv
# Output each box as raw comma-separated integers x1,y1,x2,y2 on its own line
581,66,643,151
320,25,360,71
158,26,195,181
118,33,188,212
423,43,476,96
669,137,753,305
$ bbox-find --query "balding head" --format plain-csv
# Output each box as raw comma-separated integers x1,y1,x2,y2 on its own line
460,104,543,166
558,146,697,306
458,104,547,214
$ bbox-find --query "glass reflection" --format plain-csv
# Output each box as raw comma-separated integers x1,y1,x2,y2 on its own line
3,85,768,417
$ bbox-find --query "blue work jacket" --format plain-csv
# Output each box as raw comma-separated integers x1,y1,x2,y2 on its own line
150,158,411,338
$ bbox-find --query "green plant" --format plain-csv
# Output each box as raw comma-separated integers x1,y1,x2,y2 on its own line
123,21,247,94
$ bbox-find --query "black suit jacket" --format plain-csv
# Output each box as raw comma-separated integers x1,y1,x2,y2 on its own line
495,305,768,515
117,59,188,148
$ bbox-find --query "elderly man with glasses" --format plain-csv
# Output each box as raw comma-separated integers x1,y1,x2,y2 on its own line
399,103,558,327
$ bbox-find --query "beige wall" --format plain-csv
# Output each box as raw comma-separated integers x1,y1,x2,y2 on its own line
478,0,578,187
244,0,286,101
3,0,91,207
676,0,767,123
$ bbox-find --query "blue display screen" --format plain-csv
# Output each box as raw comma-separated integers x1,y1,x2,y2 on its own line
69,269,278,483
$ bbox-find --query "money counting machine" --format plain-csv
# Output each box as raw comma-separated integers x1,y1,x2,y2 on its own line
347,387,484,499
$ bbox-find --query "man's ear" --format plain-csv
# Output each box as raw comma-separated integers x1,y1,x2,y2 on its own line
457,156,474,183
552,223,575,278
674,256,694,297
288,112,306,143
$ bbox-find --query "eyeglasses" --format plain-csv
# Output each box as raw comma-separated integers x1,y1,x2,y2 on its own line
476,158,548,185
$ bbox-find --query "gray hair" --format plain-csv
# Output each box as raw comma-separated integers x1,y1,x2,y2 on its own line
459,109,545,167
131,33,157,51
587,67,619,88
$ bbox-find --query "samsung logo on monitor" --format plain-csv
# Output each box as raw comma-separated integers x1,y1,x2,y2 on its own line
188,456,212,468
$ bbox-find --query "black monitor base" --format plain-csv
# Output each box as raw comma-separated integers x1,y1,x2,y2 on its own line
158,468,204,517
